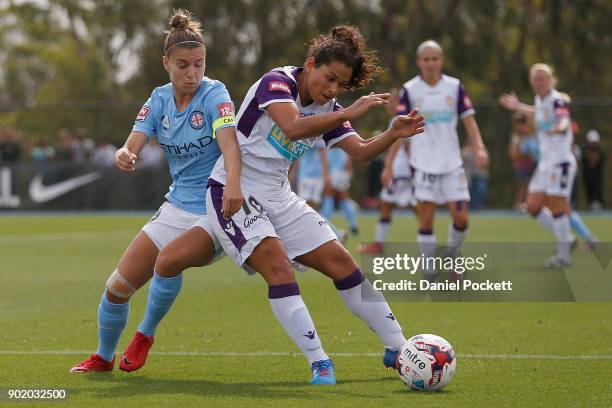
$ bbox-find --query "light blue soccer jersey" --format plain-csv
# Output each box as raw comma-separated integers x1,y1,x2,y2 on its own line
132,77,236,214
328,148,349,173
298,140,325,180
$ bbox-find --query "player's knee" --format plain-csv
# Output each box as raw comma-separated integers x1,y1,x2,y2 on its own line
154,250,184,278
453,214,468,229
267,263,295,285
527,203,542,217
105,269,136,300
259,255,294,285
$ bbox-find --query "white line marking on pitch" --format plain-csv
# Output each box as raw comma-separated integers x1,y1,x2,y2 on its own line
1,350,610,360
0,231,132,243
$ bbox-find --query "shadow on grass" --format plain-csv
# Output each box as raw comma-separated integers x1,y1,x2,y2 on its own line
74,373,399,400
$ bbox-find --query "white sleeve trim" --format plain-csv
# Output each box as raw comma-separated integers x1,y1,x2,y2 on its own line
326,131,358,148
258,99,296,109
460,109,475,119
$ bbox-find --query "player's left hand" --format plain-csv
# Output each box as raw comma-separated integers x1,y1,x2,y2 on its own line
475,146,489,169
391,108,425,139
222,183,243,219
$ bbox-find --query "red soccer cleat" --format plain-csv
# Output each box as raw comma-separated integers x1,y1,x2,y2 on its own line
119,331,154,372
70,354,114,373
357,242,384,255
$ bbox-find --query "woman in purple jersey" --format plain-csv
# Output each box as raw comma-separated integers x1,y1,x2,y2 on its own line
126,26,425,384
70,9,242,374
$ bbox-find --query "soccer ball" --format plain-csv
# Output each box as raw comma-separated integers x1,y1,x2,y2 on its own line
397,334,456,391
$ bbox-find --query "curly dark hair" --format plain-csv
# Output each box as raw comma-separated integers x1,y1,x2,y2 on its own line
164,9,205,56
306,25,383,90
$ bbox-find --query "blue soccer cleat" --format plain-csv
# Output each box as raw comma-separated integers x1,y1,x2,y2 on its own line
383,348,400,370
310,359,336,385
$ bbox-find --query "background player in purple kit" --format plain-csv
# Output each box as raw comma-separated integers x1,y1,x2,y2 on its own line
397,40,489,277
499,63,594,267
123,25,425,385
205,26,424,385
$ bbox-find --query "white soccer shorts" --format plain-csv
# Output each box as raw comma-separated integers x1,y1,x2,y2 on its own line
297,177,324,204
380,176,414,207
142,201,222,260
330,170,352,192
412,166,470,205
206,181,337,267
528,160,577,198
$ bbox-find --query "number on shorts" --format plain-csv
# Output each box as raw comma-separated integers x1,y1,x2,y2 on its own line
422,172,438,184
241,196,264,215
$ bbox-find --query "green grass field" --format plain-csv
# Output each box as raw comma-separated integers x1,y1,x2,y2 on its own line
1,213,611,407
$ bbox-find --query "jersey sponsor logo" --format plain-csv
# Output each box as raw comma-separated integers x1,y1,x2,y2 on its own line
159,136,214,156
266,125,310,161
29,171,102,203
446,96,455,107
268,81,291,94
342,121,352,129
136,106,151,121
161,114,170,130
217,102,235,117
189,111,206,130
422,110,453,124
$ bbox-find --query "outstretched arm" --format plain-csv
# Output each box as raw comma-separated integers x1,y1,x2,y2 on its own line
499,92,535,118
334,109,425,163
266,93,390,141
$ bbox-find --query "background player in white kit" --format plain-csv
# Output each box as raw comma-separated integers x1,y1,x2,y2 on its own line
129,26,425,384
70,10,242,373
399,40,488,275
499,64,579,267
359,89,415,254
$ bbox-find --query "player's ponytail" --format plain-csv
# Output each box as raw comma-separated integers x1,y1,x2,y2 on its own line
164,9,205,56
306,25,383,90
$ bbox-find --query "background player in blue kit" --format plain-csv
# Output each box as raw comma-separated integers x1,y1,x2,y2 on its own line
320,147,359,235
295,139,329,209
70,9,242,373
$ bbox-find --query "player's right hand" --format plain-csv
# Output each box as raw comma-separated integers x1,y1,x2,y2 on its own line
115,147,138,172
343,92,390,120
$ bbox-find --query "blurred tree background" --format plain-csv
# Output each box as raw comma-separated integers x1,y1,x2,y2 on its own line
0,0,610,206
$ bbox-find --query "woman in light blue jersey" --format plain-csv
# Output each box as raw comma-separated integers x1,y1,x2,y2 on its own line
70,9,242,373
